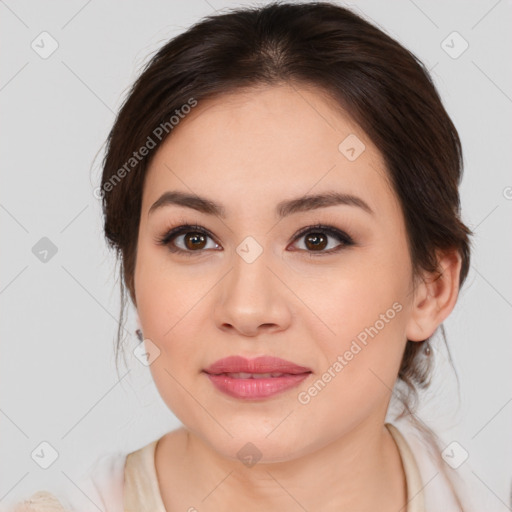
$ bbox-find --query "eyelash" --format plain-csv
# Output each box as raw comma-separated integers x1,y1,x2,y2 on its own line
155,219,355,258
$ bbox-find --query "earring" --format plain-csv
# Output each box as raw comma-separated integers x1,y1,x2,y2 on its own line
423,339,431,356
135,329,143,342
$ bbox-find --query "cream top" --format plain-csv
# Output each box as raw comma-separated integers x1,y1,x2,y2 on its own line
11,421,478,511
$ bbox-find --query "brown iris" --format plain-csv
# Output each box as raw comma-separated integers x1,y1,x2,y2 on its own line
304,232,328,251
184,232,207,250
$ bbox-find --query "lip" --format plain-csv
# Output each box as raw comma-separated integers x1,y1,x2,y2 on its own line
203,355,312,375
202,355,312,400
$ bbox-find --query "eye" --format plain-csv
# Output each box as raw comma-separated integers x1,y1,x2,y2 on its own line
156,224,220,256
156,222,354,257
289,224,354,256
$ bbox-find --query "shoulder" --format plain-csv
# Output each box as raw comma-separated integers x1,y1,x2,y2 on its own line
65,449,127,512
388,417,487,512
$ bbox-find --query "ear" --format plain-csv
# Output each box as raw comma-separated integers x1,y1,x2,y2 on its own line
405,249,462,342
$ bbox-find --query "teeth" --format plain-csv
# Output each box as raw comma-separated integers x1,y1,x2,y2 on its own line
224,372,286,379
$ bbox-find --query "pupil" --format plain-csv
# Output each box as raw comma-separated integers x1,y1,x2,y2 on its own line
306,233,327,250
185,232,206,250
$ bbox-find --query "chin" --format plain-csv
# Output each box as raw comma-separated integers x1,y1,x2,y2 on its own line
200,425,309,464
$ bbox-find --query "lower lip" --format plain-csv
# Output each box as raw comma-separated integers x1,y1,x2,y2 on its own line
203,372,311,399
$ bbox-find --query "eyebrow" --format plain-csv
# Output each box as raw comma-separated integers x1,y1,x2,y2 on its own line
148,190,374,218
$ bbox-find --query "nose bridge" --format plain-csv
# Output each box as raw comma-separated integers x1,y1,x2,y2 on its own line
214,236,291,335
228,237,275,304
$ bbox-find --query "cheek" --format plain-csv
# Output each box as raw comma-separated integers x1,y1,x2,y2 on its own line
300,261,408,342
296,280,407,427
133,247,211,395
298,250,410,391
134,245,205,337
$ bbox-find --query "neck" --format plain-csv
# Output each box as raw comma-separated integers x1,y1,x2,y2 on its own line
156,417,407,511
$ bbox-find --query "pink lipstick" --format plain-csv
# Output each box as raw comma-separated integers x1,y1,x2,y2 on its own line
203,355,312,399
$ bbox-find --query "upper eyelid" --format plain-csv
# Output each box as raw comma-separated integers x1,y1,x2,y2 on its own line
165,223,345,238
161,223,353,248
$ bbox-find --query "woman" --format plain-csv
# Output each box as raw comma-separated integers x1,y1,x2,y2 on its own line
12,1,478,510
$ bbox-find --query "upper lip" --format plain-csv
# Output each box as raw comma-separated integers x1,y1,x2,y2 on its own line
203,355,312,375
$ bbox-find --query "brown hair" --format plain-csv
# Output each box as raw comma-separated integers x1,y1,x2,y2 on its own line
99,1,472,507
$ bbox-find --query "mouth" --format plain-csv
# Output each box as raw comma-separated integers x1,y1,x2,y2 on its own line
202,370,312,400
202,355,312,399
207,372,310,379
203,372,312,399
203,355,312,375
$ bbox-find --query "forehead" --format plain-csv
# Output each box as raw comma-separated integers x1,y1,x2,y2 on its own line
142,84,395,217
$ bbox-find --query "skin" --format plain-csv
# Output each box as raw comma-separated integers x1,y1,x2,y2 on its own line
133,83,461,511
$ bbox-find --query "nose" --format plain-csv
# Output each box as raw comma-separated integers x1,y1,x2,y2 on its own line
214,249,292,337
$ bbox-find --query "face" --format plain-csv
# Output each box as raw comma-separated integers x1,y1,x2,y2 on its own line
134,83,415,462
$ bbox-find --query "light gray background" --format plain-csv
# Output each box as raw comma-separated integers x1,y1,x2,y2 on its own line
1,0,511,509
